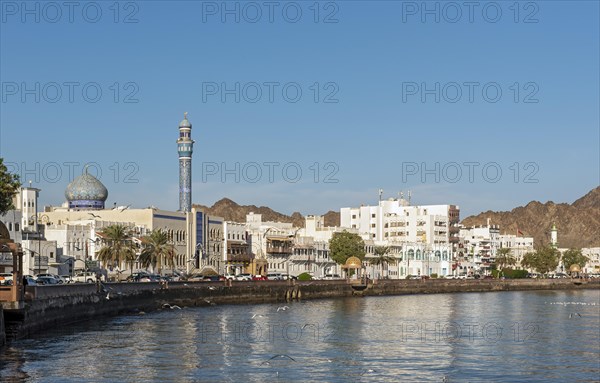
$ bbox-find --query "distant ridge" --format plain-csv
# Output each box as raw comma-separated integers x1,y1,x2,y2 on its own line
462,186,600,249
193,198,341,228
194,187,599,249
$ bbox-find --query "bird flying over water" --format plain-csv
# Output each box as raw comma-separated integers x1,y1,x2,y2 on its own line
569,312,582,318
163,303,181,310
261,354,296,365
277,306,289,312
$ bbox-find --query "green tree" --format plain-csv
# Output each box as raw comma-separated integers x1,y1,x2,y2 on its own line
139,229,175,274
495,248,516,271
367,246,396,279
97,224,137,273
561,248,588,274
329,231,366,265
0,158,21,215
521,246,560,276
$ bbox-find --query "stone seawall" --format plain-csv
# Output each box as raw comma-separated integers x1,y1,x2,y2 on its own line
0,306,5,348
2,278,598,344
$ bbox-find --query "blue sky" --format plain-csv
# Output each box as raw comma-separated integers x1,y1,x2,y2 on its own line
1,1,598,218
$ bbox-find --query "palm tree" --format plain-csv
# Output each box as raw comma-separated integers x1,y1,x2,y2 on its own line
494,248,516,277
97,224,137,275
368,246,396,279
138,229,175,275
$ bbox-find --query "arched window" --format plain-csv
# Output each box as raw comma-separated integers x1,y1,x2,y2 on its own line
435,250,441,262
416,249,421,260
442,250,448,261
408,249,415,260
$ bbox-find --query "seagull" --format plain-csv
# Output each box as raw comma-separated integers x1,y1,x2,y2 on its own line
277,306,289,312
163,303,181,310
204,299,216,306
360,369,376,375
88,213,101,218
261,354,296,365
569,312,582,318
106,292,110,300
208,286,216,290
119,205,131,212
252,314,266,319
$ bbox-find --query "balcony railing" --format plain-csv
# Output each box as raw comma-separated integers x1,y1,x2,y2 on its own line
226,253,254,263
267,246,293,255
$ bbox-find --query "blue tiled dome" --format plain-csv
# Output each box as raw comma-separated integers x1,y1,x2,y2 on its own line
179,112,192,129
65,170,108,210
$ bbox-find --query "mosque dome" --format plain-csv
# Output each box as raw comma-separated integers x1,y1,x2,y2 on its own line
179,112,192,129
65,169,108,210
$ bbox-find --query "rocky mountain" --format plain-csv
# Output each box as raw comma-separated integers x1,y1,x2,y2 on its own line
193,199,341,228
193,198,306,227
195,187,599,249
461,187,600,249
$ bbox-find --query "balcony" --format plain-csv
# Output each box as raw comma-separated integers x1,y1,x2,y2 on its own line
266,246,293,255
226,253,254,263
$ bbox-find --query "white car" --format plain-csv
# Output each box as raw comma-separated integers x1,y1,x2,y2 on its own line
235,273,252,281
267,273,283,280
0,273,14,285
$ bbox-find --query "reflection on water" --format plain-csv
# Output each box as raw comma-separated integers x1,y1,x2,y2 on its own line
1,290,599,382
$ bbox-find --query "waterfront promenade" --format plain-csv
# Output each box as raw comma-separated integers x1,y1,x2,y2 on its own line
1,278,598,346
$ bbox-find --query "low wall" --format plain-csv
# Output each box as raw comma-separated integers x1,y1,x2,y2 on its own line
0,306,5,348
3,278,598,343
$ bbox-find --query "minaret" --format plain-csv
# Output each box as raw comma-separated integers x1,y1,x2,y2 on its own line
177,112,194,212
550,223,558,248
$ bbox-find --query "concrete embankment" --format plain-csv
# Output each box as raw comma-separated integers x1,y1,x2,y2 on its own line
0,306,5,348
2,278,598,344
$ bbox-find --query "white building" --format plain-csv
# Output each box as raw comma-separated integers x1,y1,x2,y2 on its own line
340,195,459,277
223,221,252,275
582,247,600,274
245,212,296,276
498,234,534,268
0,185,51,275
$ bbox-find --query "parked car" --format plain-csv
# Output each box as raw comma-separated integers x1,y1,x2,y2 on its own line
236,273,252,281
71,272,97,283
0,273,13,285
267,273,283,280
253,275,268,281
36,276,60,285
60,275,73,283
23,275,37,286
322,274,342,280
139,274,162,282
127,272,150,282
555,273,569,279
224,274,236,280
